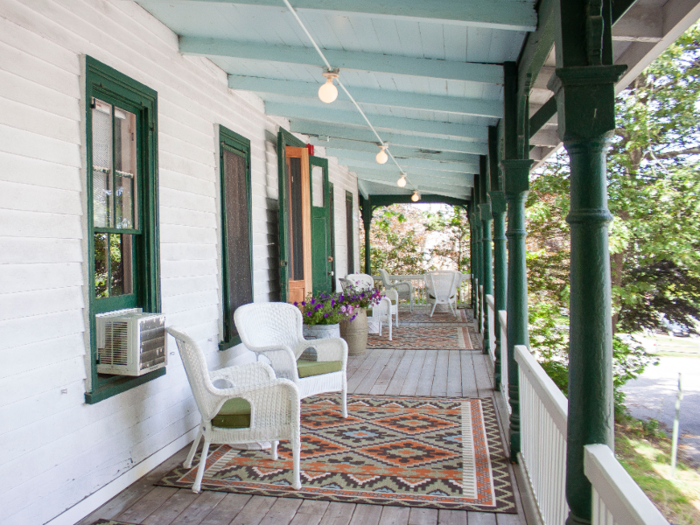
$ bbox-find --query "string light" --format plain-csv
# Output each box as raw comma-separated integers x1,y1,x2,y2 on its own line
396,174,407,187
318,68,339,103
376,144,388,164
411,190,421,202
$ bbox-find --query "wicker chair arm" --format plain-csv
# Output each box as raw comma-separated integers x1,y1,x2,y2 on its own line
209,378,300,426
248,345,299,381
390,280,413,294
209,361,276,387
298,337,348,365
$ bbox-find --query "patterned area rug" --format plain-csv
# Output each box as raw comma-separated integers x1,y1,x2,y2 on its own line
367,326,474,350
90,520,139,525
158,394,516,513
398,308,473,324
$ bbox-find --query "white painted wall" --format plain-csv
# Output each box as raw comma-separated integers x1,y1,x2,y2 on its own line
0,1,357,524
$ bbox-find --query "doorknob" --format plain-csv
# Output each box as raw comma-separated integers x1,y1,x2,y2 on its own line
327,256,334,262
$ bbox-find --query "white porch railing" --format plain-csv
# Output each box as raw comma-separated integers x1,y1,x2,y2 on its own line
486,294,496,361
585,444,669,525
499,310,510,413
479,285,484,334
516,344,570,525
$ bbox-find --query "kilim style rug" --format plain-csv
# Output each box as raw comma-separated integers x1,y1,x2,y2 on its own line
398,308,473,324
158,394,516,513
367,326,475,350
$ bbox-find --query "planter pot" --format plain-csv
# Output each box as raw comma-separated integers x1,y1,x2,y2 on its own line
303,323,341,340
340,309,368,356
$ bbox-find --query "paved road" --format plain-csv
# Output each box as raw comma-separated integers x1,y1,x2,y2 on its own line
622,355,700,465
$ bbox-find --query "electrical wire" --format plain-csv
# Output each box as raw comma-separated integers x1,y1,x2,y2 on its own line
281,0,414,188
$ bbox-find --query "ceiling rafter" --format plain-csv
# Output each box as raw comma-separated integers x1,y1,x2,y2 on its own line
172,0,537,31
331,152,477,174
229,75,504,118
312,138,479,163
180,37,504,85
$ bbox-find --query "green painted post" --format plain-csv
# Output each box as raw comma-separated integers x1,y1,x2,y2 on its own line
470,207,476,308
501,159,533,462
549,1,627,523
475,213,483,330
490,191,507,386
361,199,373,275
479,157,493,355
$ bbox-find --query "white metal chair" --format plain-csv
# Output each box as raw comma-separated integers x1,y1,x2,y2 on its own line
343,273,399,332
234,302,348,418
379,268,414,312
425,270,461,317
167,327,301,492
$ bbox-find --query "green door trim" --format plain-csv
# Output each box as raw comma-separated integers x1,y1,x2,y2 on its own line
310,155,332,294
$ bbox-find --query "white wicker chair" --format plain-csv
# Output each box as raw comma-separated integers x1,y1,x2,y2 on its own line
379,268,414,312
425,270,461,317
342,274,399,335
234,302,348,418
167,327,301,492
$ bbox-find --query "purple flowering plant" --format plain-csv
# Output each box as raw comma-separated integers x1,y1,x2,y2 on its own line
336,284,384,311
294,292,356,325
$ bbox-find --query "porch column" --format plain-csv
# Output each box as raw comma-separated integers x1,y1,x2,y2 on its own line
361,200,373,275
479,157,493,355
549,36,626,525
474,208,483,329
490,191,507,386
501,159,533,462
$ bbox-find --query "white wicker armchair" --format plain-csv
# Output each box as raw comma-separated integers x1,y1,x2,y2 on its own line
167,327,301,492
234,302,348,418
379,268,414,312
342,273,398,338
425,270,461,317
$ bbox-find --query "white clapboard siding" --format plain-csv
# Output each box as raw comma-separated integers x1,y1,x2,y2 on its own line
0,0,358,522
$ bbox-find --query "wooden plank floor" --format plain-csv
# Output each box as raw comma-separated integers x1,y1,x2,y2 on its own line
77,316,528,525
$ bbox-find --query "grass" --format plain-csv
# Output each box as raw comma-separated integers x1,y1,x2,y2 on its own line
616,416,700,525
639,334,700,357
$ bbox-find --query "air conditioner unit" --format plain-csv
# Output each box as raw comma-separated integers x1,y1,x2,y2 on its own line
96,309,167,376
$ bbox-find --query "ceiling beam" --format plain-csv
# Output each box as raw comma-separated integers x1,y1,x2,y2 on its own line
297,122,489,154
330,151,478,173
369,193,470,207
267,103,489,141
312,138,479,163
347,165,474,185
357,173,471,194
175,0,537,32
229,75,503,118
180,36,504,85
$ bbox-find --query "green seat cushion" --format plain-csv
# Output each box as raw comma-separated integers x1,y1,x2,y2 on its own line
297,360,343,378
212,398,251,429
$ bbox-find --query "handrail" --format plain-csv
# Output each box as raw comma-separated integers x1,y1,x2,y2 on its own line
585,445,669,525
516,344,569,525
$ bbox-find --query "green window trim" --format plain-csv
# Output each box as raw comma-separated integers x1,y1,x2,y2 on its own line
85,56,161,404
219,125,254,351
346,190,355,274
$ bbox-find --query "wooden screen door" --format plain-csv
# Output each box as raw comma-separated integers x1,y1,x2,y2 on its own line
285,146,312,304
310,155,332,294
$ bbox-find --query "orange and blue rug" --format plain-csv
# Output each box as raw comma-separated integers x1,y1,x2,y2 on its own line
367,326,476,350
158,394,516,513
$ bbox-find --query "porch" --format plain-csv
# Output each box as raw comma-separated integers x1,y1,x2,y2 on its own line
76,309,530,525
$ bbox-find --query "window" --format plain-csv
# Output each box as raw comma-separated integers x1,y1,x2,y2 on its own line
85,56,161,404
219,126,253,350
346,191,354,274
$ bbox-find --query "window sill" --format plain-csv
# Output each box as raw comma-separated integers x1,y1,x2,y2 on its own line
84,367,166,404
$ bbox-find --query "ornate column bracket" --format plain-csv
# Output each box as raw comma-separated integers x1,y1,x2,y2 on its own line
500,158,533,462
489,191,507,388
480,201,493,355
549,63,627,525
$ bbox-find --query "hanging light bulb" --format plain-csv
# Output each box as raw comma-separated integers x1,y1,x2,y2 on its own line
411,190,421,202
318,68,339,103
376,144,388,164
396,174,407,187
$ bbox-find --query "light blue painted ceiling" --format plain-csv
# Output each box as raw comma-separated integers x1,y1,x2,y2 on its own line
136,0,537,201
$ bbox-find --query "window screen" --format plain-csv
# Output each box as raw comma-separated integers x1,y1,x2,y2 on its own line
223,148,253,330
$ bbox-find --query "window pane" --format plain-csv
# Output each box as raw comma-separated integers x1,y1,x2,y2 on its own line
92,99,112,228
312,165,324,207
94,233,109,299
222,149,252,318
110,234,133,297
114,108,137,229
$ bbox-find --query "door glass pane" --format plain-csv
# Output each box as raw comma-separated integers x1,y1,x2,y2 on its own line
223,149,252,319
110,234,133,297
92,99,112,228
94,233,109,299
288,157,304,281
312,165,324,207
114,108,137,229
